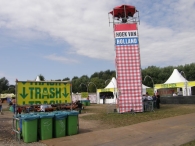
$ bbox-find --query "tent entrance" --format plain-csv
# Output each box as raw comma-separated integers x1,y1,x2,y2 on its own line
98,91,116,104
100,92,114,99
191,86,195,95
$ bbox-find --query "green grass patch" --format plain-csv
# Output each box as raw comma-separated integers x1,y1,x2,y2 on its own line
181,140,195,146
82,104,195,128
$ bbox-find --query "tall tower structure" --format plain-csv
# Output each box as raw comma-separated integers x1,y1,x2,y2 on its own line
109,5,143,113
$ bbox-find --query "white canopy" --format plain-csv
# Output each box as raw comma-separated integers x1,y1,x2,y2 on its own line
105,77,150,89
0,93,15,98
164,69,187,84
142,84,150,89
35,76,40,81
105,77,117,89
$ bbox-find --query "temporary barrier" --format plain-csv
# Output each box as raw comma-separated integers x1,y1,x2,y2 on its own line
39,113,54,140
53,112,68,138
14,114,22,139
66,111,79,136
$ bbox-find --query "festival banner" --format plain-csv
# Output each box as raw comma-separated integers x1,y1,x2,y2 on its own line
115,23,143,113
16,81,71,105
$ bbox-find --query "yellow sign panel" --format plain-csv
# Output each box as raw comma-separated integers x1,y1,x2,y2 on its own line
97,88,115,92
155,82,185,89
16,81,71,105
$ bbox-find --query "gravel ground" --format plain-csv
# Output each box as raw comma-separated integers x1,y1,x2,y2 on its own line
0,110,47,146
0,103,110,146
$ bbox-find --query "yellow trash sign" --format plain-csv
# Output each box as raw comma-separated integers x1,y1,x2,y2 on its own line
16,81,71,105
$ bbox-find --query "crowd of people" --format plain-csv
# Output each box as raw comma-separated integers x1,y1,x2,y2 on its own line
6,98,84,114
143,92,160,109
0,92,162,115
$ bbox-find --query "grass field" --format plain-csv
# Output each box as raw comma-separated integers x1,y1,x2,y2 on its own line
82,104,195,127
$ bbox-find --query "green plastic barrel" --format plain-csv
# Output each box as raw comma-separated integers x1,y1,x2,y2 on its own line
66,111,79,136
86,100,90,106
39,113,54,140
21,114,32,139
22,115,39,143
53,112,68,138
81,100,87,106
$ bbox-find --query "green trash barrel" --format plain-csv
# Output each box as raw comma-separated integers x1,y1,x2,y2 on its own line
39,113,54,140
22,115,39,143
81,100,87,106
53,112,68,138
66,111,79,136
86,100,90,106
21,114,33,139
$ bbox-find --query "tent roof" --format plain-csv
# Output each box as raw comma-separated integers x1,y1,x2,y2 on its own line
35,76,40,81
164,69,187,84
142,84,150,88
104,77,151,89
105,77,117,89
0,93,15,98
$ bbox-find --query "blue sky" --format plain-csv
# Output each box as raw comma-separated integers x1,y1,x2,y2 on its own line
0,0,195,85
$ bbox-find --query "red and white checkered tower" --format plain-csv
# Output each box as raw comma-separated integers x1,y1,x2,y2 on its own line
109,5,143,113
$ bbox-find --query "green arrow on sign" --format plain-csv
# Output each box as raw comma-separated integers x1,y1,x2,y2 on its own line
62,88,69,98
20,87,28,99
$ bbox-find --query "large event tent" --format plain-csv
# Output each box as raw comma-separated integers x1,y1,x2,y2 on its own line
96,77,151,104
164,69,187,84
155,69,195,96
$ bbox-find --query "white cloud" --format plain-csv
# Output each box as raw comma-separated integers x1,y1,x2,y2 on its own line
44,54,79,64
0,0,195,70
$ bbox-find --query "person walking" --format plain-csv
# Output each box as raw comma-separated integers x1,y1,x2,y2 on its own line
12,97,16,114
152,93,157,108
0,98,3,114
102,95,106,104
156,92,160,109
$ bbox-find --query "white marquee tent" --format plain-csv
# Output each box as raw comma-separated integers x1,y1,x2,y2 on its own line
155,69,190,96
97,77,151,104
105,77,150,90
164,69,188,84
35,76,41,81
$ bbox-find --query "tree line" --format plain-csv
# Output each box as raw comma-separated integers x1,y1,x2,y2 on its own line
1,63,195,94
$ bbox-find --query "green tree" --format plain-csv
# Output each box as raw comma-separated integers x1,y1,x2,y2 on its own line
71,76,80,93
0,77,9,93
88,77,99,92
78,75,89,92
39,74,45,81
90,72,99,78
62,77,70,81
2,63,195,94
187,63,195,80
